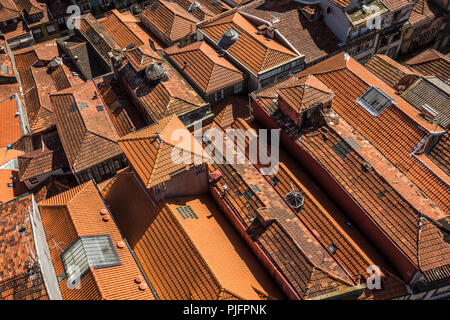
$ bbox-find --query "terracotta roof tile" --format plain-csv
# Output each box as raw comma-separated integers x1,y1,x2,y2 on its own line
50,82,123,173
0,95,22,148
99,10,144,49
199,12,299,74
17,147,66,181
140,0,199,43
0,170,27,204
408,0,442,27
212,95,250,128
165,41,244,94
103,171,284,299
405,49,450,84
241,0,341,64
0,0,20,23
118,115,206,188
0,147,23,167
427,133,449,177
38,181,155,300
0,195,48,300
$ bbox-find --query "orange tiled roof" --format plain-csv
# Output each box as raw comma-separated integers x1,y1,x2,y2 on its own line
408,0,442,27
17,147,66,182
241,0,341,65
278,74,334,113
118,115,205,188
0,0,20,23
0,194,48,300
119,58,206,122
365,54,421,88
0,95,22,148
14,0,44,16
103,171,284,300
170,0,226,21
99,10,144,49
124,45,162,73
253,76,450,286
212,95,250,128
140,0,199,43
38,181,155,300
0,147,23,167
427,133,449,177
296,52,450,213
50,82,122,173
199,12,299,74
165,41,244,94
228,118,408,299
0,170,27,204
405,49,450,83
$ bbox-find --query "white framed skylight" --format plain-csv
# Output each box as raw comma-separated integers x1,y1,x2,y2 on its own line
356,86,394,116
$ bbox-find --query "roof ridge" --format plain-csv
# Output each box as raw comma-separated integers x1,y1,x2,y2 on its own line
146,140,165,188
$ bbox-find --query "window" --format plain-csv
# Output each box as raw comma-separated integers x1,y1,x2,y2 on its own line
234,82,243,94
61,235,120,284
154,182,166,194
356,86,393,116
100,0,111,6
46,24,56,35
32,28,42,39
176,206,198,219
79,0,91,13
195,165,205,175
215,90,224,102
29,177,39,184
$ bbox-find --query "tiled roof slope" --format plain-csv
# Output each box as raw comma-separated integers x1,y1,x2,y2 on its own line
296,53,450,213
380,0,412,11
428,133,449,177
103,171,284,300
278,75,334,113
401,76,450,129
171,0,227,21
38,181,155,300
0,95,22,147
0,0,20,23
119,58,205,123
0,170,27,204
408,0,442,28
253,79,450,286
0,147,23,167
365,54,421,88
17,148,66,181
212,95,250,128
118,115,205,188
241,0,341,65
0,195,48,300
165,41,244,94
50,82,122,173
199,12,299,74
99,10,144,49
140,0,199,43
79,14,120,61
405,49,450,84
228,118,408,299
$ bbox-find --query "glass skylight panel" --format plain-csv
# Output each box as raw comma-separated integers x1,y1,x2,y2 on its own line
356,86,393,116
61,235,120,283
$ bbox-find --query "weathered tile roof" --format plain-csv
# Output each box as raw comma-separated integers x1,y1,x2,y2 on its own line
118,115,205,188
253,75,450,286
0,170,27,204
0,147,23,168
199,12,299,74
365,54,421,88
170,0,227,21
140,0,199,43
427,133,449,177
405,49,450,84
408,0,442,28
119,58,206,123
241,0,341,64
14,0,44,16
401,76,450,128
212,95,250,128
0,0,20,23
165,41,244,94
17,147,66,182
0,195,48,300
0,95,22,148
99,10,144,49
50,82,122,173
380,0,412,11
278,74,334,113
103,171,284,300
124,45,162,73
296,53,450,213
38,181,155,300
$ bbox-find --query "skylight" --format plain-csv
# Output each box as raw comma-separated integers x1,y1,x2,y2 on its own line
356,86,393,116
61,235,121,284
176,206,198,219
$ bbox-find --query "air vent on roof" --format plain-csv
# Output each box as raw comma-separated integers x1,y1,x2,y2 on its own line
96,105,104,111
285,184,304,209
362,161,372,172
218,28,239,50
176,206,198,219
328,243,338,254
188,1,201,12
420,104,438,123
145,59,166,82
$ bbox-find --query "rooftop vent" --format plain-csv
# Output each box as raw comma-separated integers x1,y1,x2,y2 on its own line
420,104,438,122
145,59,166,82
48,57,62,69
188,1,201,12
328,243,338,254
285,184,305,209
219,28,239,50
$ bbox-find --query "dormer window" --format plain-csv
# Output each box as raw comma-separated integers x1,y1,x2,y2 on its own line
356,86,394,116
61,235,121,285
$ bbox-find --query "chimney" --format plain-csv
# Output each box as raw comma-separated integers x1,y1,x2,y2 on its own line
420,104,438,123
